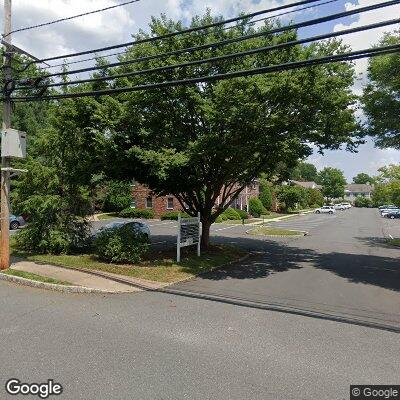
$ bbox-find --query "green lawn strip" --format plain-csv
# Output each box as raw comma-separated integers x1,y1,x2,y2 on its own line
224,219,261,225
260,212,292,220
2,269,73,285
387,238,400,247
14,245,246,284
96,213,120,220
248,226,305,236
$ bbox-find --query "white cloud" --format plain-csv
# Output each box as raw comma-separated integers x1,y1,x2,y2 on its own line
333,0,400,95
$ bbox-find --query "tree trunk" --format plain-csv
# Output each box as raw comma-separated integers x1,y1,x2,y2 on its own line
201,219,211,249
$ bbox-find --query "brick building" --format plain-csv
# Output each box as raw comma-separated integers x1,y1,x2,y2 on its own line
132,182,260,218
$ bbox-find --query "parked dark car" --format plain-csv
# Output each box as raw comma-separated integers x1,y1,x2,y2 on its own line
385,211,400,219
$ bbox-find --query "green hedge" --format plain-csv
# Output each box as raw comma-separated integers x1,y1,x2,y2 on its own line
119,208,155,219
249,197,266,217
160,211,190,220
215,214,228,223
93,224,149,264
222,207,241,220
354,196,372,208
236,209,249,219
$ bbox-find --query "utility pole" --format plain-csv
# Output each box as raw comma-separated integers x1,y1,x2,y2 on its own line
1,0,12,270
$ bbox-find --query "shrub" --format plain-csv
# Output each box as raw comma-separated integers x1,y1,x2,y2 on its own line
249,197,266,217
215,214,228,223
259,187,273,210
119,208,155,219
160,211,190,220
354,196,372,208
93,225,149,263
236,209,249,219
103,181,132,212
305,188,324,207
222,207,241,220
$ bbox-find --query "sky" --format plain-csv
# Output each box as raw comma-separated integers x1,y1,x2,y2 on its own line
1,0,399,181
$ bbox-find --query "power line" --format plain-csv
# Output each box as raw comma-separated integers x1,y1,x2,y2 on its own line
18,0,400,82
39,0,339,71
10,44,400,102
4,0,141,37
18,18,399,90
26,0,329,64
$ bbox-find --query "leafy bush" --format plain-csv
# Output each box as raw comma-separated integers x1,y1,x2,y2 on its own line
276,186,305,211
259,186,273,210
354,196,372,208
160,211,190,220
93,225,149,263
236,209,249,219
13,161,91,254
119,208,155,219
103,181,132,212
305,188,324,207
215,214,228,223
222,207,241,220
249,197,266,217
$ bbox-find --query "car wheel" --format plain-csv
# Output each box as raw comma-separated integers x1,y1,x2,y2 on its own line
329,211,333,215
10,221,19,230
390,215,395,219
316,210,320,214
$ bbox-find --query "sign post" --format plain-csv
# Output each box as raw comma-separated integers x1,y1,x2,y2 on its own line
176,212,201,263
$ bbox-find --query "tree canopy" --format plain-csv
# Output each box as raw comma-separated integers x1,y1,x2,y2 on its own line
290,162,318,182
362,30,400,149
352,172,374,185
317,167,347,200
104,13,358,247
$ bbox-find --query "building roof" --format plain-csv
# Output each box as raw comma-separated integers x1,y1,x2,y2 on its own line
289,180,321,189
345,184,373,193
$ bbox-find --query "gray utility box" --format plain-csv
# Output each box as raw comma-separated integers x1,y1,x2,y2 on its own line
1,128,27,158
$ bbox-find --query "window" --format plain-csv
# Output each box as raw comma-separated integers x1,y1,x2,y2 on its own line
167,197,174,209
146,197,153,208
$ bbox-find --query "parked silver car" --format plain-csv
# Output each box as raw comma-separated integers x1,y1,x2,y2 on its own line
94,221,151,239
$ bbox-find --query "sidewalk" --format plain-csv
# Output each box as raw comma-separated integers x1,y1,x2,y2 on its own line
10,260,140,293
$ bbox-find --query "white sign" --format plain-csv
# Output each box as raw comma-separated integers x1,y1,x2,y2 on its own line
1,129,27,158
177,213,201,263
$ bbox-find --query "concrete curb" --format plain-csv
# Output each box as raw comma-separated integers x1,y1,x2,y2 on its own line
0,272,113,293
250,210,316,226
22,252,253,292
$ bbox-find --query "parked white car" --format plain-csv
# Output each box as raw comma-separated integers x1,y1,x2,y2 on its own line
381,208,400,217
341,203,352,209
334,204,346,211
315,206,335,214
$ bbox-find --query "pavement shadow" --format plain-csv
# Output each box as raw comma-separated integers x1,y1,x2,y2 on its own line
312,251,400,292
201,236,400,292
150,232,400,292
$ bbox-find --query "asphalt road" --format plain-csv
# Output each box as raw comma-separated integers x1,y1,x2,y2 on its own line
1,208,399,399
173,209,400,330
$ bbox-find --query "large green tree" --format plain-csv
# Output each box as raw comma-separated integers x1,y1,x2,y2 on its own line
290,162,318,182
317,167,347,201
362,30,400,149
12,97,113,253
353,172,374,185
104,14,358,247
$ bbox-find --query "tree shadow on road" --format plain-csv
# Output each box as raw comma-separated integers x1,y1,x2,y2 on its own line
201,236,400,292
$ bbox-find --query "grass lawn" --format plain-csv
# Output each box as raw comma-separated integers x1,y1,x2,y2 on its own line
224,219,261,225
96,213,120,220
387,238,400,247
248,226,305,236
2,269,73,285
260,212,292,220
12,245,246,284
